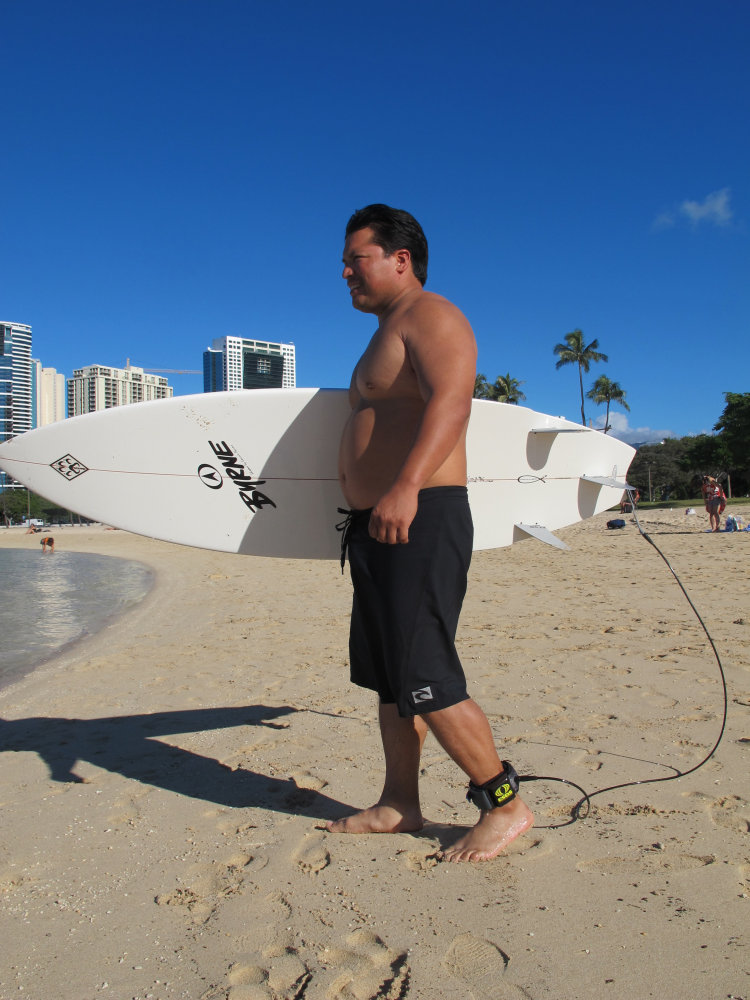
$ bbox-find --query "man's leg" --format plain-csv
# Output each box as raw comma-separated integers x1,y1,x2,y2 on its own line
327,703,427,834
423,698,534,863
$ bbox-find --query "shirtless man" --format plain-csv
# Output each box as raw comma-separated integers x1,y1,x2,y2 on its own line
329,204,533,862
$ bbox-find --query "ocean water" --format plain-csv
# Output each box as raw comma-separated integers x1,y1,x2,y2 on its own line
0,549,154,688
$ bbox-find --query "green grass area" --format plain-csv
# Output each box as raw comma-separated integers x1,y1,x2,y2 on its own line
609,496,748,513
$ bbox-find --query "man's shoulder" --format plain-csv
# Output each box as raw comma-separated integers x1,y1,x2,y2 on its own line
401,289,471,330
405,288,457,313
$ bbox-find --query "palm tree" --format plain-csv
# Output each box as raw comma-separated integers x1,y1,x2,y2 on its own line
586,375,630,433
490,372,526,404
474,373,491,399
474,372,526,403
553,329,608,425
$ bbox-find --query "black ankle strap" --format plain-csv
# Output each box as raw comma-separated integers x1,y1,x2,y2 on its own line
466,761,520,810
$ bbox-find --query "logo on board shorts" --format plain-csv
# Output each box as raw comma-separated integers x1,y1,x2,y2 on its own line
412,686,434,704
51,454,89,481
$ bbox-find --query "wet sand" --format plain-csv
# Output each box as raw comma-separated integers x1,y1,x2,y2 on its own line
0,507,748,999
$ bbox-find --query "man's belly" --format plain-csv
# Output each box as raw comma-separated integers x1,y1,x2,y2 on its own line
338,405,411,508
338,402,466,509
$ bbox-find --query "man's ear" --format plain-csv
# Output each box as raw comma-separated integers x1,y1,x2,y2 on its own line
393,248,411,274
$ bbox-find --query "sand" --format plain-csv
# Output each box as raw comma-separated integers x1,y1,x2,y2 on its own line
0,507,748,1000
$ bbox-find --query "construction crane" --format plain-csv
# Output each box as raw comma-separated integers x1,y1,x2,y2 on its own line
124,359,201,374
144,368,201,374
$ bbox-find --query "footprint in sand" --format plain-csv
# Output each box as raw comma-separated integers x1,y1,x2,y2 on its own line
290,769,329,791
155,851,255,923
219,929,409,1000
224,953,311,1000
293,831,331,874
284,771,328,809
284,770,330,808
324,928,409,999
694,792,750,834
403,850,439,873
442,933,531,999
577,851,715,877
215,891,312,1000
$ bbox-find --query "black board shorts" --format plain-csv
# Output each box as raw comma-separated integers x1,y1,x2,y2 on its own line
347,486,473,718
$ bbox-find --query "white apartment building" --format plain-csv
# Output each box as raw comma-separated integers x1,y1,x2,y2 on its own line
203,337,296,392
68,364,173,416
32,361,66,427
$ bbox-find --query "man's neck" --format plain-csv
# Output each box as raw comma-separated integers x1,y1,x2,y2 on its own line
374,283,423,322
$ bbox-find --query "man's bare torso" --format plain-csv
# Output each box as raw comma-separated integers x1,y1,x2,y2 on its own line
338,295,469,510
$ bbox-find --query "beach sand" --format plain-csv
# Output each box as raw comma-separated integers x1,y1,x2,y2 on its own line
0,507,748,1000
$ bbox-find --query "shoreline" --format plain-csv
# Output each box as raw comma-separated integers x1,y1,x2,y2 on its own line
0,527,159,695
0,513,747,999
0,543,155,692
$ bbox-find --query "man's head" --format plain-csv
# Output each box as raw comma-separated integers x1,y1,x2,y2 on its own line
345,204,428,286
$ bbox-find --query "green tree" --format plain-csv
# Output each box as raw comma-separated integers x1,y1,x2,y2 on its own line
553,329,608,425
627,439,693,501
682,433,727,470
474,372,526,403
681,433,730,494
490,372,526,404
586,375,629,433
714,392,750,482
0,484,45,524
474,373,491,399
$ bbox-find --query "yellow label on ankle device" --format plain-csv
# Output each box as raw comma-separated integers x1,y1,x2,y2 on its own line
494,782,514,805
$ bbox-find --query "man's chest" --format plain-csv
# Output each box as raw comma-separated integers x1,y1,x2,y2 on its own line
355,328,417,397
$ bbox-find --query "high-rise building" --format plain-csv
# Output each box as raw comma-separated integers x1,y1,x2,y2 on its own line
203,337,296,393
0,326,12,441
31,361,67,428
0,321,33,441
68,364,173,416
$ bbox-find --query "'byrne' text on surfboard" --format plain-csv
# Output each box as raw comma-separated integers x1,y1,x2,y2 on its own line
207,440,276,514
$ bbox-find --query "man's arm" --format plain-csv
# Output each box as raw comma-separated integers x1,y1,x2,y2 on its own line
368,296,477,544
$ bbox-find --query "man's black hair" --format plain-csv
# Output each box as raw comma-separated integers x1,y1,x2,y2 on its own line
345,204,428,286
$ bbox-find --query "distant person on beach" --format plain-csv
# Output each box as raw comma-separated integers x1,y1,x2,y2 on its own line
620,488,640,514
40,535,55,553
703,477,726,532
329,204,534,862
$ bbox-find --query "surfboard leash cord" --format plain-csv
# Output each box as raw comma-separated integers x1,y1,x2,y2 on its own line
515,490,729,830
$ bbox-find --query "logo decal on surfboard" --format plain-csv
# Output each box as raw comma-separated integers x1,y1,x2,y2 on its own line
198,464,223,489
51,454,89,481
207,440,277,514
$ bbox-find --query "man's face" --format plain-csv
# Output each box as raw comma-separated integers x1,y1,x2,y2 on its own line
341,227,397,314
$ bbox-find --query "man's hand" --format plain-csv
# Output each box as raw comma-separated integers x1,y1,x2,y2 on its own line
368,485,419,544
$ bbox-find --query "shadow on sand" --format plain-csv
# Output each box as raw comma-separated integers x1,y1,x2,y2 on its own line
0,705,347,820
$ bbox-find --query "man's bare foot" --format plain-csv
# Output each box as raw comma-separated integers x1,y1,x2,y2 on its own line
439,797,534,863
326,803,424,835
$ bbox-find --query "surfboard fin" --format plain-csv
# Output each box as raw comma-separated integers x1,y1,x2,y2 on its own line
580,474,630,490
515,523,569,550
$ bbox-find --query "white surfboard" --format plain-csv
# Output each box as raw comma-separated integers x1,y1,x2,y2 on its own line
0,388,634,559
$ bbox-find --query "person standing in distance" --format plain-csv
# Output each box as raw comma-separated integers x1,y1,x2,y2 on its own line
329,204,534,862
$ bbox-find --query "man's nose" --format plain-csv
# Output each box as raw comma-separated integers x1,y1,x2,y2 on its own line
342,263,353,279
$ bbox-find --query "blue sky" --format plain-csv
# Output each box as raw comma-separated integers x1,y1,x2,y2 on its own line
2,0,747,443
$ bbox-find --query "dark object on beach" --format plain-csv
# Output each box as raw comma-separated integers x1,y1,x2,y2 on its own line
607,519,626,530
